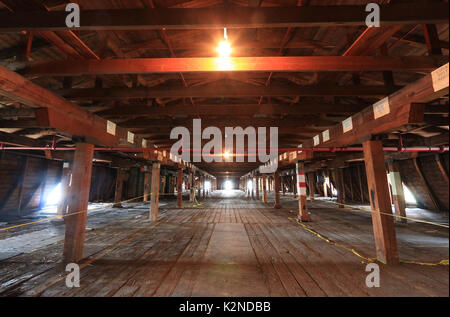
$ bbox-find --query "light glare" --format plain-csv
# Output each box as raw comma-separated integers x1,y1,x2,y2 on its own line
217,40,232,58
224,180,233,191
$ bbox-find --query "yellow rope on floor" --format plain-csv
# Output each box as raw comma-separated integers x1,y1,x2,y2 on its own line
288,217,376,264
288,217,449,266
317,199,449,229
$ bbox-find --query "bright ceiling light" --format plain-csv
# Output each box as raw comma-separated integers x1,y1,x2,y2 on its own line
217,40,232,58
223,151,231,158
224,180,233,191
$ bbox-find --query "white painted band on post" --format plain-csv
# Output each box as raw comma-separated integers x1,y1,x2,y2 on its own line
299,187,307,196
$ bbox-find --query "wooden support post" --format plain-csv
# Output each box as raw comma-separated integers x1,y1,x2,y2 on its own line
38,160,48,210
256,176,260,200
149,162,161,221
63,143,94,264
161,175,166,195
189,172,194,202
143,166,151,202
251,176,255,200
274,170,281,209
113,169,125,208
422,24,442,55
201,175,205,199
169,175,175,195
296,162,311,222
177,168,183,208
349,169,355,202
363,140,399,264
196,175,201,199
387,161,407,223
262,174,267,203
57,162,71,216
308,172,315,202
323,171,329,198
17,157,30,215
336,168,345,208
293,174,297,198
357,164,365,203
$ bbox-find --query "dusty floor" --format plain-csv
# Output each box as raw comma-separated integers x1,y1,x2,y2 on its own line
0,190,448,297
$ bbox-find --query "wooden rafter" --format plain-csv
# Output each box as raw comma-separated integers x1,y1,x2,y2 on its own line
0,4,448,31
24,56,447,76
56,84,396,100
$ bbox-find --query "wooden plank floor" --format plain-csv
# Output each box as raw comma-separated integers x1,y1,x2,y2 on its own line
0,190,448,297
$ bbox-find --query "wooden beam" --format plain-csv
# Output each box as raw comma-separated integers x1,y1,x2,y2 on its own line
0,131,47,147
97,103,367,118
0,0,99,60
0,64,144,147
63,142,94,263
58,84,397,101
363,140,398,265
296,162,310,221
0,4,447,31
24,56,446,76
422,24,443,56
0,108,34,118
302,63,449,149
149,162,161,221
135,126,320,136
121,117,341,129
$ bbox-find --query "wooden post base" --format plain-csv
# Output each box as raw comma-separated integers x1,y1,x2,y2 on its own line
149,162,161,221
63,143,94,264
363,140,399,265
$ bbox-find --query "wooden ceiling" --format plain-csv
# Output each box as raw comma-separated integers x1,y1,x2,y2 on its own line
0,0,448,177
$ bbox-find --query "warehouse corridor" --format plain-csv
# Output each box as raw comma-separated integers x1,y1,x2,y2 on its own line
0,191,447,297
